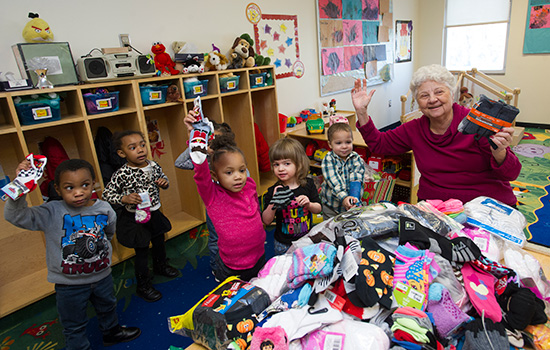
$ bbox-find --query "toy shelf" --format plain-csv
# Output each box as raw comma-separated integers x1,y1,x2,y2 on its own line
286,127,418,204
0,65,279,318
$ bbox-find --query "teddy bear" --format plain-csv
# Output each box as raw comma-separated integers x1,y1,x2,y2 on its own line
151,41,179,76
227,33,255,69
171,41,186,72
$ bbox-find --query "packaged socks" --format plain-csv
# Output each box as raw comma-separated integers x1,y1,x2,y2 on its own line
458,94,520,149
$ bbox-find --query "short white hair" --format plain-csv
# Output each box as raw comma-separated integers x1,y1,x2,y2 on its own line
410,64,456,99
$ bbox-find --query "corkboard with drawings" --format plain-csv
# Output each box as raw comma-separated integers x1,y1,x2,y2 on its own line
317,0,394,96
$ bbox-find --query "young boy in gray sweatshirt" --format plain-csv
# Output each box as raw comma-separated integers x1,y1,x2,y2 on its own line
4,158,140,350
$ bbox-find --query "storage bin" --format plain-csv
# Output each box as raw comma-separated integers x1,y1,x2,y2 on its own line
249,72,267,88
140,85,168,105
183,80,208,99
219,76,240,93
83,91,120,115
14,94,61,125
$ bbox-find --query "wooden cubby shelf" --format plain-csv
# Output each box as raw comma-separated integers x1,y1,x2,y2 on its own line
0,65,279,318
286,120,418,205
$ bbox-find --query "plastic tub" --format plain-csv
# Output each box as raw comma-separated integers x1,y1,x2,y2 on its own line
183,80,208,99
15,94,61,125
140,85,168,105
249,72,267,88
219,76,240,93
83,91,120,114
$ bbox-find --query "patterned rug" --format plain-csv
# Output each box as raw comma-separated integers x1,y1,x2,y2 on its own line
0,224,276,350
512,127,550,247
0,224,218,350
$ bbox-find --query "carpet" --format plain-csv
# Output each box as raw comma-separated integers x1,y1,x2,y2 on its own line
512,127,550,247
0,224,275,350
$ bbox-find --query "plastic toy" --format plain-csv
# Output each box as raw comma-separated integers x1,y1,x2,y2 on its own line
313,149,328,162
305,141,318,160
329,99,337,115
300,109,312,121
458,87,474,108
306,118,325,134
151,42,179,76
286,116,297,128
22,13,53,43
329,115,348,126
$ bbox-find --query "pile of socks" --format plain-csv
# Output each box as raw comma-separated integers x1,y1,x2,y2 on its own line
390,307,452,349
287,242,337,289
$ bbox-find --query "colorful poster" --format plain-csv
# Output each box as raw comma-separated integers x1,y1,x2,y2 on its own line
319,0,343,19
343,20,363,45
321,47,345,75
254,14,301,79
524,1,550,53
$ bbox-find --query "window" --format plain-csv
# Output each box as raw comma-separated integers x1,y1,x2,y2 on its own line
444,0,512,73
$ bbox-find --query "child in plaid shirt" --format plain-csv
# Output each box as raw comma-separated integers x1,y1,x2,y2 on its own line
320,122,366,219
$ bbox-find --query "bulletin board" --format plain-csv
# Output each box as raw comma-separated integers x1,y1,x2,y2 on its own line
317,0,394,96
253,12,303,79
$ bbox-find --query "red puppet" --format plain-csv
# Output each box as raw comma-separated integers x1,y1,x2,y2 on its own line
151,42,179,75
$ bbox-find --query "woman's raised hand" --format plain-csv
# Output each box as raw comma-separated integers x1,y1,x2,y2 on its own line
351,79,375,125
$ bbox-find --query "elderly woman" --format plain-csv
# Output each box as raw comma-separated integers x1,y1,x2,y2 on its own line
352,64,520,206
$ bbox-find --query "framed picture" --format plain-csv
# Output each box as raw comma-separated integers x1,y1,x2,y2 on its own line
12,42,79,87
395,20,412,63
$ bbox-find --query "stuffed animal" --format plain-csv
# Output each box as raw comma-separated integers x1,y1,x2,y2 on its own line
151,42,179,76
459,87,474,108
166,84,182,102
22,13,53,43
227,34,255,69
171,41,187,54
205,45,232,77
182,57,204,74
254,54,271,67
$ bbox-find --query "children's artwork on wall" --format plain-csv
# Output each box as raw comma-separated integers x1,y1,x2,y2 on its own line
321,48,345,75
317,0,394,95
344,46,364,71
251,5,302,79
319,20,344,47
523,0,550,54
363,0,380,20
319,0,343,19
395,20,412,63
343,20,363,45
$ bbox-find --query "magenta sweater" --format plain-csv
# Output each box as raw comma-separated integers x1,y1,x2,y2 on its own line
358,103,521,206
193,160,265,270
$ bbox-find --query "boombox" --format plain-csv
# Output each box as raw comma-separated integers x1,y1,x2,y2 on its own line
77,53,155,82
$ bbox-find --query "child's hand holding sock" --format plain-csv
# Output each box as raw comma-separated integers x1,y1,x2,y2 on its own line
189,96,213,165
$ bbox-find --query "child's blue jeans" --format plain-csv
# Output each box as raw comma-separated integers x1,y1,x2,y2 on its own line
55,274,118,350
